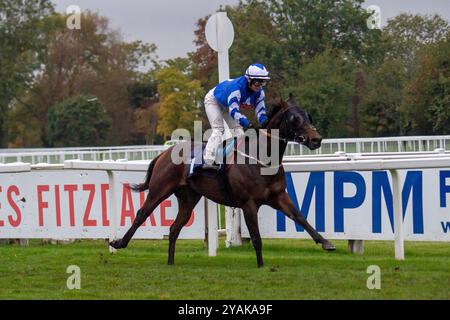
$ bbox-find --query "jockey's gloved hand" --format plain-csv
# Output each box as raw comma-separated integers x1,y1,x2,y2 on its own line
259,115,268,127
240,117,251,129
246,123,259,137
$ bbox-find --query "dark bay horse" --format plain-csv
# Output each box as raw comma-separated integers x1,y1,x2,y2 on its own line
110,99,336,267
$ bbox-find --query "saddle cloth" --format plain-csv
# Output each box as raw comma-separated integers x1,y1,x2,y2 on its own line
188,138,239,178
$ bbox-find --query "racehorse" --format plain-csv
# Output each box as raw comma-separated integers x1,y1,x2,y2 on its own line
110,98,336,267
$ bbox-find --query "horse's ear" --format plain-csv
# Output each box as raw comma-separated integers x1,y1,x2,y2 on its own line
287,93,296,105
278,93,285,106
281,100,290,109
277,93,289,110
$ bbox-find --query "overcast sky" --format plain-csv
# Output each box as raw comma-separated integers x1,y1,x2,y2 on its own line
53,0,450,60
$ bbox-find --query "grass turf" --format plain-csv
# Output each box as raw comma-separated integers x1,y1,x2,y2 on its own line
0,238,448,300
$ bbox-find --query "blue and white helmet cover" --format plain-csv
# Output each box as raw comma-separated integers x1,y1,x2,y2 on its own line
245,63,270,80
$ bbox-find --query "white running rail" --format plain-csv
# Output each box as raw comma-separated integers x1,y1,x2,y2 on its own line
0,145,168,164
285,135,450,155
1,136,449,164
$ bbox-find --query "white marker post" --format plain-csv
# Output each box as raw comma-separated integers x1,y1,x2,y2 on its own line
205,11,234,82
205,12,242,250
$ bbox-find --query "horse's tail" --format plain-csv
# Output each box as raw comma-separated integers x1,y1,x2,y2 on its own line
128,153,161,192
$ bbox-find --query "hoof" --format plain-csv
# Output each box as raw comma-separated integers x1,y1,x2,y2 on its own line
109,239,124,249
322,241,336,251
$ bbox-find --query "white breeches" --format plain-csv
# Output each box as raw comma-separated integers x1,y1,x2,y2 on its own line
204,89,244,163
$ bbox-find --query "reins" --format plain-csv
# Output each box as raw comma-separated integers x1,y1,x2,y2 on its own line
260,106,306,144
227,105,307,169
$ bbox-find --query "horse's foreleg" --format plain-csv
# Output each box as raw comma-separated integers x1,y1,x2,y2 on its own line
242,201,264,268
168,189,201,265
269,192,335,251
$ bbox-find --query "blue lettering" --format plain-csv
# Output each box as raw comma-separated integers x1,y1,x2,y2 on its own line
372,171,394,233
441,221,450,233
334,172,366,232
439,171,450,208
276,172,325,232
402,171,424,234
278,170,425,235
372,171,424,234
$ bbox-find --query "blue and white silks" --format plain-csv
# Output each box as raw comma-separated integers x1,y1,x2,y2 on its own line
212,76,267,128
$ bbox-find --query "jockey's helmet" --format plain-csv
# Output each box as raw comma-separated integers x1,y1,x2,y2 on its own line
245,63,270,81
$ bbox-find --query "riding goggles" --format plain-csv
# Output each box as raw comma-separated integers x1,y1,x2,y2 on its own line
250,79,268,87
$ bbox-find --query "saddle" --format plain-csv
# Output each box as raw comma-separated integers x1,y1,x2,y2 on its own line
188,138,241,207
187,137,239,178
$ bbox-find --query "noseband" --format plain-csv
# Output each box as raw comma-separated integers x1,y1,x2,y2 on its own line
282,107,307,143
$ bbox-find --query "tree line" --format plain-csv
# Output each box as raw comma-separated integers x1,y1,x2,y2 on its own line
1,0,449,148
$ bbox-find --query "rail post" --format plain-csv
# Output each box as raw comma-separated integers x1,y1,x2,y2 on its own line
225,207,242,247
107,170,117,254
206,199,218,256
390,169,405,260
348,240,364,254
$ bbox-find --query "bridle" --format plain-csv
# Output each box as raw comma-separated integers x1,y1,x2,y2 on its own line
234,106,314,169
261,106,309,144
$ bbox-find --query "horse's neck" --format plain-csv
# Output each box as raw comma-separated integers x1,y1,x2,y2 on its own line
264,110,288,163
269,132,287,164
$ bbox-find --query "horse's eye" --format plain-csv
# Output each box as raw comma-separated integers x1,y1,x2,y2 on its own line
288,114,295,123
288,113,304,128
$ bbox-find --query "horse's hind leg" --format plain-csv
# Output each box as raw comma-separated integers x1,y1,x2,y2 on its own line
110,187,173,249
168,188,201,265
242,201,264,268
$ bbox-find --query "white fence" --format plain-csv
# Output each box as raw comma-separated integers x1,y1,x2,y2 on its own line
0,161,204,244
1,135,449,164
243,152,450,260
0,145,167,164
286,135,450,155
1,152,449,260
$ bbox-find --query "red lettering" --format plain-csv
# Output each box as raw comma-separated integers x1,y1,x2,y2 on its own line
0,186,3,227
64,185,78,227
82,184,97,226
7,186,21,227
120,184,135,226
100,184,110,226
55,185,61,227
160,200,174,226
37,185,49,226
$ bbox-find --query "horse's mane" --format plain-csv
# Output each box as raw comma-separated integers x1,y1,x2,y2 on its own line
266,94,297,121
264,94,298,128
266,103,282,121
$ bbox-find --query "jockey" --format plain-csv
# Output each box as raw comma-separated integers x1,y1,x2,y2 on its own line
203,63,270,170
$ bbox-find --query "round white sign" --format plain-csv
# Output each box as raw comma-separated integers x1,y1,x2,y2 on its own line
205,12,234,52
